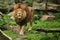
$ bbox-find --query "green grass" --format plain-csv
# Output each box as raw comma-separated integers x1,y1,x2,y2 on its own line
3,29,18,40
3,13,60,40
32,20,60,29
24,13,60,40
4,14,17,25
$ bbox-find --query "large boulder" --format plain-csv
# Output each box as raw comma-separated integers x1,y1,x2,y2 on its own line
0,0,15,13
47,3,60,11
33,2,45,10
40,12,55,21
7,25,20,35
32,1,60,11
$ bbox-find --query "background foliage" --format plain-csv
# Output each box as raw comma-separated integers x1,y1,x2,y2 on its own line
0,0,60,40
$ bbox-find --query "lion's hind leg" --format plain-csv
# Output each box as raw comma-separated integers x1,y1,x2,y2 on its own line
28,18,33,31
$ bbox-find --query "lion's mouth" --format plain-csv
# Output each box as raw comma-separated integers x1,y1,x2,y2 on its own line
18,16,21,18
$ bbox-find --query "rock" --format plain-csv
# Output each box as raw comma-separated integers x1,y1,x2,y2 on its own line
8,25,20,35
32,1,60,11
15,38,28,40
15,38,22,40
0,0,15,12
33,2,45,10
12,26,20,34
47,3,60,10
40,14,55,21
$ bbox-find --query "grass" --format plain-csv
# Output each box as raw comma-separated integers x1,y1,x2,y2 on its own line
3,29,18,40
21,32,60,40
3,12,60,40
32,20,60,29
4,14,17,25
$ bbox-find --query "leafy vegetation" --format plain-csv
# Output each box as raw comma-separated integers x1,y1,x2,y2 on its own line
4,14,17,25
25,0,34,6
0,0,60,40
3,29,18,40
0,15,7,30
2,12,60,40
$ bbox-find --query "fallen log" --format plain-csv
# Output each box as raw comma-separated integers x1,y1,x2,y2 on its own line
36,28,60,33
0,30,12,40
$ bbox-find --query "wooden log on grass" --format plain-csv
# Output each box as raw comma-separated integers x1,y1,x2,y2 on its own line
36,28,60,33
0,30,12,40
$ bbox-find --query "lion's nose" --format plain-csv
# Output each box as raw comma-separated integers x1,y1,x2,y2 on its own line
18,14,22,18
19,14,21,16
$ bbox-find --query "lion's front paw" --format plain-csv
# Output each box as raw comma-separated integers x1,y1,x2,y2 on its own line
19,32,24,36
28,27,32,31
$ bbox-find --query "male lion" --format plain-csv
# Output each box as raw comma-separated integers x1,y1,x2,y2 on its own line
9,3,34,35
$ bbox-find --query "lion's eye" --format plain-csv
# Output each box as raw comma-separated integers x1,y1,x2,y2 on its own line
22,14,23,15
15,14,16,15
17,14,18,15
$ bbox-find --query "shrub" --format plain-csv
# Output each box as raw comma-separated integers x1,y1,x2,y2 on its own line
0,16,7,30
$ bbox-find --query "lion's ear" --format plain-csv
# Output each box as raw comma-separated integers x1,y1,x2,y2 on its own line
13,4,19,10
20,4,27,10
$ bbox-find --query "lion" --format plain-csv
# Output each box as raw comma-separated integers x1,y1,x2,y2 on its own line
8,3,34,35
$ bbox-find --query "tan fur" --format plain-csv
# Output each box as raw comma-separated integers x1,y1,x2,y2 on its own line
9,3,34,35
14,9,27,21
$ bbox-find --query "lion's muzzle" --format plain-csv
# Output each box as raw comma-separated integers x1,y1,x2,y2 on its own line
17,13,22,18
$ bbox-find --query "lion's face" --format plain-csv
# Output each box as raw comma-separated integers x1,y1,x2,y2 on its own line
14,9,27,20
16,9,23,18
